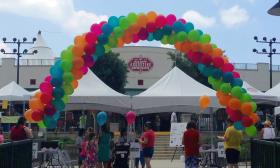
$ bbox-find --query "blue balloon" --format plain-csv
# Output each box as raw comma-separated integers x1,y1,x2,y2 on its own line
43,116,57,129
51,77,63,87
50,65,63,78
98,34,108,45
147,33,154,41
95,44,105,56
197,29,203,35
53,111,60,121
53,87,65,99
231,78,243,87
197,64,205,73
173,21,185,33
162,25,172,35
97,111,107,126
93,54,99,61
233,121,245,130
184,22,194,32
223,72,234,83
52,99,65,111
153,29,164,41
212,69,223,79
108,16,119,27
102,24,113,35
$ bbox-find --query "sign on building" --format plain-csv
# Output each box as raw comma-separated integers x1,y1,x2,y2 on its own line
128,55,154,73
169,122,187,147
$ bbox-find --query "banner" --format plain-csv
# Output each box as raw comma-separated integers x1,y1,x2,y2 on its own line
169,122,187,147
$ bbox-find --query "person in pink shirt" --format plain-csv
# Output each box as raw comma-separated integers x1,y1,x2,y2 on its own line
0,128,4,144
139,122,155,168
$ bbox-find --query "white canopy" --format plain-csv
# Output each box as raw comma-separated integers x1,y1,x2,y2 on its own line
132,67,220,114
242,81,277,103
66,70,131,113
265,82,280,102
0,81,31,101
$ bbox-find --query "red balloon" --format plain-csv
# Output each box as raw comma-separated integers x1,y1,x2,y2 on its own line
146,22,156,33
166,14,177,26
241,116,253,127
44,104,56,116
233,71,240,78
40,93,53,104
200,54,212,66
222,63,234,72
155,15,167,28
31,110,44,121
213,57,224,68
85,32,97,44
132,34,140,43
84,44,96,55
138,28,148,40
44,76,52,82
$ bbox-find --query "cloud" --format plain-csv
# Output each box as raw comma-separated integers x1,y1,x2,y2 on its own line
0,0,108,34
220,5,249,27
182,10,216,28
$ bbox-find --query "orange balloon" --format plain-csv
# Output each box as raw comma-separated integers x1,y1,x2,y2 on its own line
24,109,33,122
250,113,259,124
34,91,42,99
199,95,211,109
72,80,78,89
123,31,133,44
181,41,191,53
212,48,223,57
29,98,44,111
137,14,148,27
72,45,84,57
191,42,201,52
74,35,87,47
73,57,84,70
218,94,231,106
201,43,213,54
216,91,223,99
241,102,253,115
222,56,229,63
129,24,141,34
72,69,83,80
174,42,182,51
117,38,124,47
228,98,241,110
147,11,157,22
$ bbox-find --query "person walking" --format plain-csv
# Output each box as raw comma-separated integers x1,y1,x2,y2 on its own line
139,122,155,168
182,121,200,168
10,117,33,141
260,120,275,139
219,119,243,168
98,125,111,168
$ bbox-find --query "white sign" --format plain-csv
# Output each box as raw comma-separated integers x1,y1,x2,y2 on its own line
217,142,226,158
130,142,140,158
169,123,187,147
32,142,39,159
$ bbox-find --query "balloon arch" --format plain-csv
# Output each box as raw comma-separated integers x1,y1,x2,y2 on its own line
24,12,258,136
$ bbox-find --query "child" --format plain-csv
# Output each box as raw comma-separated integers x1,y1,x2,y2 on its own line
0,128,4,144
83,132,98,168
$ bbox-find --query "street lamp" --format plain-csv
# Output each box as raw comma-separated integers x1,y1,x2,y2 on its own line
1,37,37,84
268,0,280,16
253,36,280,88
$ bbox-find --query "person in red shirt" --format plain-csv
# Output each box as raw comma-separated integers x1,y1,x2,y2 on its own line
139,121,155,168
10,117,33,141
182,121,200,168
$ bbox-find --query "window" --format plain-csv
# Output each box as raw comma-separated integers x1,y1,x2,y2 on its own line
138,80,144,85
30,79,36,85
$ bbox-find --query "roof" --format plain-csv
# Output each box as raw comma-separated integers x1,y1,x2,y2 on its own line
0,81,31,101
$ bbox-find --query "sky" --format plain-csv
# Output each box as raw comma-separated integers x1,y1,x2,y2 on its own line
0,0,280,64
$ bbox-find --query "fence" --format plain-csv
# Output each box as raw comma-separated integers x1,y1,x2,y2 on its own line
251,139,280,168
0,140,32,168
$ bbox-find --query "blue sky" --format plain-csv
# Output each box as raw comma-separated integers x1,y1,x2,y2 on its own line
0,0,280,64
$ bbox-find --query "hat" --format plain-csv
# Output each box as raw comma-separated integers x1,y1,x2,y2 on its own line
264,120,271,126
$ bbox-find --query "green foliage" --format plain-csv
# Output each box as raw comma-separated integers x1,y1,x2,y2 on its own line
91,51,128,93
167,51,211,88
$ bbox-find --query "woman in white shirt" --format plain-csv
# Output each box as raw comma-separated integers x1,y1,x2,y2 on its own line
260,120,276,139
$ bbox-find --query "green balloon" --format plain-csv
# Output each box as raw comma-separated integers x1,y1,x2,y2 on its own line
119,18,129,29
231,86,243,99
161,36,169,44
62,84,74,95
127,12,137,24
241,93,252,102
62,95,69,104
168,34,177,45
245,125,257,137
113,27,124,38
200,34,211,44
38,121,46,128
177,31,188,42
211,43,217,48
104,45,111,53
108,37,117,48
251,102,257,112
208,76,215,85
220,83,232,94
63,72,74,83
61,60,72,72
61,49,73,61
212,79,223,90
188,30,200,42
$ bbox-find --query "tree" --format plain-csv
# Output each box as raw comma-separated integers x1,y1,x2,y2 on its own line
90,51,128,93
167,51,211,88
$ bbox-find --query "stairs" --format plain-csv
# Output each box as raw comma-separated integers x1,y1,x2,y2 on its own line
153,134,183,160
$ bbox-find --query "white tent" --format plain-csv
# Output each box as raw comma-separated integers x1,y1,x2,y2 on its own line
132,67,220,114
265,82,280,102
242,81,277,104
66,71,131,113
0,81,31,101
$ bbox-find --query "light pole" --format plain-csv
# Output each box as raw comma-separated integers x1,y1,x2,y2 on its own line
1,37,37,84
253,36,280,88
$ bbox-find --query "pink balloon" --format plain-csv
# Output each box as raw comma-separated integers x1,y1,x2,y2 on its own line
233,71,240,78
166,14,177,26
90,24,102,36
178,18,186,24
126,111,136,125
132,34,140,43
213,57,224,68
146,22,156,33
44,76,52,82
84,44,96,56
200,54,212,66
155,15,167,28
44,104,56,116
85,32,97,44
39,82,53,94
40,93,52,104
99,21,107,27
222,63,234,72
81,66,88,74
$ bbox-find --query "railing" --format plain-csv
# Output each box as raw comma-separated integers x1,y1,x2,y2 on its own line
233,63,258,70
0,139,33,168
17,59,55,66
251,139,280,168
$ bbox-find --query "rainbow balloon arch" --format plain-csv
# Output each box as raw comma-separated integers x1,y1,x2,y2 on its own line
24,12,259,136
